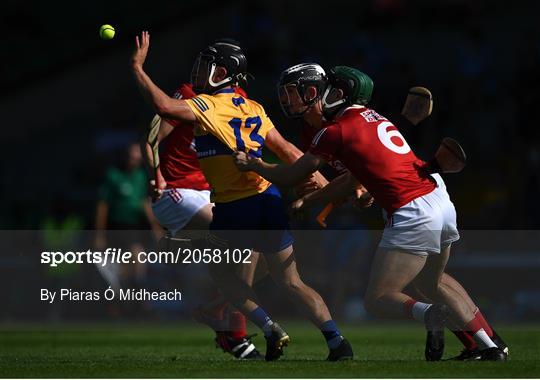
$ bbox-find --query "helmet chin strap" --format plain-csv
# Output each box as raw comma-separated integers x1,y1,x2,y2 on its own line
208,63,233,89
322,86,347,110
321,87,348,120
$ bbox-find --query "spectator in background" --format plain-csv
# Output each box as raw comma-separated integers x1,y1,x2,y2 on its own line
40,193,85,321
94,142,162,291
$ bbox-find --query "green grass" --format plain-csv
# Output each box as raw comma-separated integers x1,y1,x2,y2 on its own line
0,322,538,378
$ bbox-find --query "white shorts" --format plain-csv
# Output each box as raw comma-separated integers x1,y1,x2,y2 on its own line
378,174,460,256
151,188,211,235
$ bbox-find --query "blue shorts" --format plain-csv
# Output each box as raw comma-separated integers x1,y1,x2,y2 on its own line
209,184,294,254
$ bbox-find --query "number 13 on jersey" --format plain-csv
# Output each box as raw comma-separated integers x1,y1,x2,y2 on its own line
228,116,265,157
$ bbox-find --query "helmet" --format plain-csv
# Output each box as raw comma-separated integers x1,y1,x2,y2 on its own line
277,63,326,118
322,66,373,119
191,38,248,94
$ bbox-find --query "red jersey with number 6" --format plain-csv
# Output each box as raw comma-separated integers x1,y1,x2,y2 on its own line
309,105,436,214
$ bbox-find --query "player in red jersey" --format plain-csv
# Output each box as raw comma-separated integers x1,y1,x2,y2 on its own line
147,83,212,230
233,65,507,361
284,64,371,208
280,63,508,361
143,75,263,359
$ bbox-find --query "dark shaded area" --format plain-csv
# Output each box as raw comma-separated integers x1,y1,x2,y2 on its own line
1,0,539,230
2,0,539,230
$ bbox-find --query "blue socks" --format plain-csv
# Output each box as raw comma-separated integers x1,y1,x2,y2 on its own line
248,307,274,337
320,320,344,349
249,310,343,348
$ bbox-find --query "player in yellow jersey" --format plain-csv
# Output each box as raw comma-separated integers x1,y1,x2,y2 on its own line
131,31,352,361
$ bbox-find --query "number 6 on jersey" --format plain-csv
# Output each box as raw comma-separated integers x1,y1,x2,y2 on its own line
377,121,411,154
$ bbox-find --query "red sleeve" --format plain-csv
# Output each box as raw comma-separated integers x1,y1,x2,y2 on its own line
165,84,196,127
309,123,342,161
174,83,196,99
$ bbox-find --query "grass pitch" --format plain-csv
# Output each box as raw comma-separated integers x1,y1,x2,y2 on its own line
0,322,538,378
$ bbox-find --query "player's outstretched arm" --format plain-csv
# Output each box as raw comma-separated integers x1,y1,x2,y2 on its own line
131,31,196,123
233,151,323,187
295,172,358,210
265,128,303,164
265,128,329,193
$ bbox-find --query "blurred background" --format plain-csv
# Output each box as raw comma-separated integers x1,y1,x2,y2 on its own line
1,0,539,323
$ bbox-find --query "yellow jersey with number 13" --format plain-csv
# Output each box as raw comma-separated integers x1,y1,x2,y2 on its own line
185,88,274,203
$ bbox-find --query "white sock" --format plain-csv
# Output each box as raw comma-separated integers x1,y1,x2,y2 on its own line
412,302,432,322
473,328,497,349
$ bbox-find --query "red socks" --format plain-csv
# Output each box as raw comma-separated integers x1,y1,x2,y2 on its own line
463,309,497,349
404,299,417,319
452,309,494,350
452,330,478,350
429,305,496,351
464,313,484,335
403,299,432,322
474,309,494,337
228,310,248,339
204,296,228,320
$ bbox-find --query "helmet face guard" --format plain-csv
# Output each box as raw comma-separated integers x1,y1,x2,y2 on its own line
277,63,327,119
190,54,212,93
321,85,347,118
321,84,347,113
278,83,312,118
191,54,235,94
322,66,374,120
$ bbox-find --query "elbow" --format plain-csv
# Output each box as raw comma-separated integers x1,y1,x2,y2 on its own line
155,102,171,118
154,97,177,119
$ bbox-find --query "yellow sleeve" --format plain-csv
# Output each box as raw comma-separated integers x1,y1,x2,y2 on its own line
258,105,276,136
185,94,216,133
